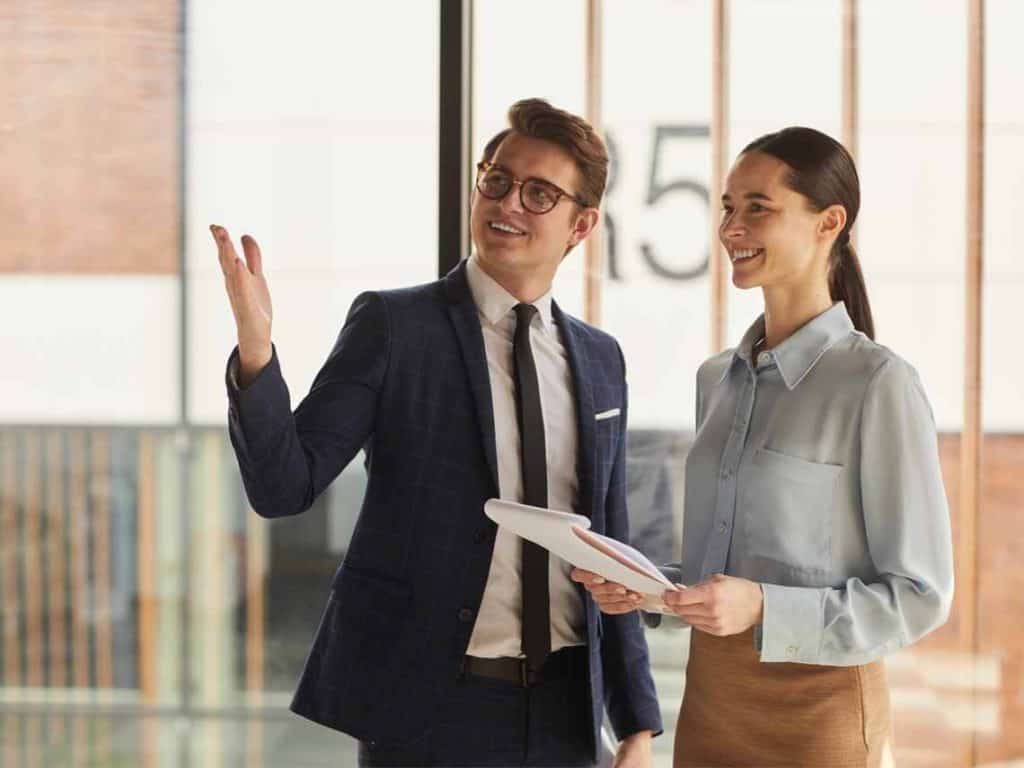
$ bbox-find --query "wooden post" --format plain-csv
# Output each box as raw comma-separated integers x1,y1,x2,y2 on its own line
710,0,729,353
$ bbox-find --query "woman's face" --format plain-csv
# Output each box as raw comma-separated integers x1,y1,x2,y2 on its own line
719,151,835,293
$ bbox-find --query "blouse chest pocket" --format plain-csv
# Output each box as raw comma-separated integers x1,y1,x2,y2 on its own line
740,447,843,576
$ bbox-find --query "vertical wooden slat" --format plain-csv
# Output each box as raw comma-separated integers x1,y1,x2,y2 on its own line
247,718,264,768
583,0,604,327
155,435,183,703
25,714,42,768
438,0,474,275
962,0,985,765
245,512,267,701
45,432,68,746
95,717,112,768
91,431,114,689
46,432,68,691
199,719,223,768
0,432,21,688
840,0,859,263
141,716,160,768
138,433,158,704
1,713,19,768
0,439,23,768
841,0,859,164
23,432,44,688
46,702,67,765
197,441,227,767
710,0,729,353
197,432,225,708
68,431,90,689
70,713,87,768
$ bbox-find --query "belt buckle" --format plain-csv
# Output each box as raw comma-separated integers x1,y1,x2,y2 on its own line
520,660,540,687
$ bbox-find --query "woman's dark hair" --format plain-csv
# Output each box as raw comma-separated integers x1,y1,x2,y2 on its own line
742,127,875,339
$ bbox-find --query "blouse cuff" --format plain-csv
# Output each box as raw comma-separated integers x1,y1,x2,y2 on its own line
759,583,825,664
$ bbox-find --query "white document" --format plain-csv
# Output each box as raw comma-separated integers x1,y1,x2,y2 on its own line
483,499,682,603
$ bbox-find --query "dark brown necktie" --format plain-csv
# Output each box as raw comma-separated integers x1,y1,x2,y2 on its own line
513,303,550,671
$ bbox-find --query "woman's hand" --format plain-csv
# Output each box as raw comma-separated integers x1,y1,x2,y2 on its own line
663,574,763,636
570,568,643,615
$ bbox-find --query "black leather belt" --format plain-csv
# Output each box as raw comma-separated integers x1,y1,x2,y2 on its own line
461,646,582,688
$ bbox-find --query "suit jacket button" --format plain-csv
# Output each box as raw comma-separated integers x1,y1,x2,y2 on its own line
474,528,488,543
458,608,475,623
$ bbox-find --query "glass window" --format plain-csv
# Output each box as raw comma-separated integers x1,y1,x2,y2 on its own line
1,2,439,764
473,0,587,315
981,0,1024,762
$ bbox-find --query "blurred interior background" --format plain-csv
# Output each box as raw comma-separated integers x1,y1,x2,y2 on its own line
0,1,1020,766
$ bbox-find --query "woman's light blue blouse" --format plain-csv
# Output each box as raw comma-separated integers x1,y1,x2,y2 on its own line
661,303,954,666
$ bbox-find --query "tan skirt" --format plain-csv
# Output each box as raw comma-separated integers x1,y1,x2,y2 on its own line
674,628,892,768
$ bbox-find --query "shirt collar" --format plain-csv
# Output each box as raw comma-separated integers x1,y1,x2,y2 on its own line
465,254,554,330
727,302,856,390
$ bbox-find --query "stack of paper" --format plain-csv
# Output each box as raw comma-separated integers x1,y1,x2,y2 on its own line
483,499,681,600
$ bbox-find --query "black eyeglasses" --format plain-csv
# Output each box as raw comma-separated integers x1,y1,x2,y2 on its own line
475,162,588,215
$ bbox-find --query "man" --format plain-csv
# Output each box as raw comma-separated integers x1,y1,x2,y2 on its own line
212,98,661,767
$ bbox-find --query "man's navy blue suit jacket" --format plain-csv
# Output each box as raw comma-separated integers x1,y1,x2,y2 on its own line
225,260,663,757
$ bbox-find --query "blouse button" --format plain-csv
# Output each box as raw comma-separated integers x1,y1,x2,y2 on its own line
717,521,729,534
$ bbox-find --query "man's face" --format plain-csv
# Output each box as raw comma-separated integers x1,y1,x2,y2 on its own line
469,132,594,283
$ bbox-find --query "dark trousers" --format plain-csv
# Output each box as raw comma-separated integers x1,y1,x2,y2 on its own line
358,646,595,767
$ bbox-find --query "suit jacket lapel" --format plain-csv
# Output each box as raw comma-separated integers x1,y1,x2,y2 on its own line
553,302,597,521
444,261,500,494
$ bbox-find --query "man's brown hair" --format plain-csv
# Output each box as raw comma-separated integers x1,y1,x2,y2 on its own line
480,98,608,209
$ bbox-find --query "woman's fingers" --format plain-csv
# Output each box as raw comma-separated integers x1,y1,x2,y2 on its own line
688,622,720,635
664,583,708,607
667,606,716,626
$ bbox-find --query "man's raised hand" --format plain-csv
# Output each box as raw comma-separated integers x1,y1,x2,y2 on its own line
211,225,273,385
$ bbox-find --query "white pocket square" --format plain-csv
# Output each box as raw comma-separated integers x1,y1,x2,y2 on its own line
595,408,621,421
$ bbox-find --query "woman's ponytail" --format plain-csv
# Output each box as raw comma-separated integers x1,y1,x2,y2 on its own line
829,235,874,340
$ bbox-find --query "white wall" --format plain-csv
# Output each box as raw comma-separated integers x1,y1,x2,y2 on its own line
186,0,439,424
0,276,179,424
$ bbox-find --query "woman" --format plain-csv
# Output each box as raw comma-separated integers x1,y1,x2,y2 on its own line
572,127,954,767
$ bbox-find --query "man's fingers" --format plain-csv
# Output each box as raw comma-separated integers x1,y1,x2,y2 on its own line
594,589,643,609
598,602,638,616
570,570,638,600
591,583,631,598
570,568,606,586
593,593,643,613
210,225,239,276
241,234,263,275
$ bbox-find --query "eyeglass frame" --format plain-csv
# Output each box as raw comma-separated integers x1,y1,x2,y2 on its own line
474,161,591,214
